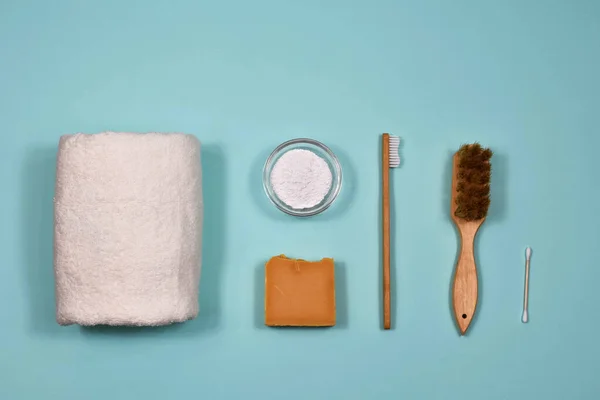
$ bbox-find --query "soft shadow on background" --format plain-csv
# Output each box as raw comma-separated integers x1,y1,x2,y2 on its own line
254,259,349,330
81,144,227,337
194,144,227,332
248,143,357,222
442,150,459,334
441,150,455,219
444,150,507,336
486,153,508,225
334,261,348,329
254,260,266,329
23,147,62,336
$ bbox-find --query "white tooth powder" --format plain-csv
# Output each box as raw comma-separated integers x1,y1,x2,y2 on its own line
270,149,333,210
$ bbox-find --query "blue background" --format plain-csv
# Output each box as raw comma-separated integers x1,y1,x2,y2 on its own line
1,1,599,399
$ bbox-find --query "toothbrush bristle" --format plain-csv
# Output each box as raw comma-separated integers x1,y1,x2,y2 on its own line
454,143,492,221
388,135,400,168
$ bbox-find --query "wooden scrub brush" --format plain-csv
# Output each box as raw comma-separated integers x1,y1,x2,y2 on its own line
450,143,492,335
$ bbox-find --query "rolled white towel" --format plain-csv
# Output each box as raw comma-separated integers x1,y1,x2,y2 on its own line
53,132,203,326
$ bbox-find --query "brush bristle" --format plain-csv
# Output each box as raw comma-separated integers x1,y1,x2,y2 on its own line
454,143,492,221
389,136,400,168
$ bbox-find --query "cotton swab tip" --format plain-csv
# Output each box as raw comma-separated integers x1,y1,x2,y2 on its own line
526,247,532,260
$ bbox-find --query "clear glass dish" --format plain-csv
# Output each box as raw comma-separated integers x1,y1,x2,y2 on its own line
263,138,342,217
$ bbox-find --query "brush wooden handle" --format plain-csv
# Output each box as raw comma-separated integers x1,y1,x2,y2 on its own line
382,134,391,330
452,221,481,335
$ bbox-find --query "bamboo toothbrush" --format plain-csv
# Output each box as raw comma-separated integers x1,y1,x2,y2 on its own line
450,143,492,335
382,133,400,330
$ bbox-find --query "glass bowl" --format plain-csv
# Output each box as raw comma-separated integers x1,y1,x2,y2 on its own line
263,138,342,217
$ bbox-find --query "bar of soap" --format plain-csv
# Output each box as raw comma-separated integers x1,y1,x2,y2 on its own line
265,255,336,327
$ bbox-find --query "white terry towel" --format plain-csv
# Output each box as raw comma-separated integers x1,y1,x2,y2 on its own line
54,132,203,326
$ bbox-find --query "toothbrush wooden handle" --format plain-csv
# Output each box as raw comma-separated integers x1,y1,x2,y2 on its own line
452,223,481,335
382,134,391,330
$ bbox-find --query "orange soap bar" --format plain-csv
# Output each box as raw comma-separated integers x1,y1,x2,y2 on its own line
265,255,336,327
